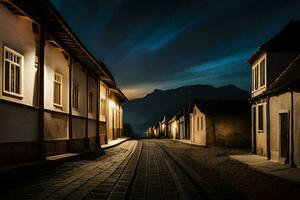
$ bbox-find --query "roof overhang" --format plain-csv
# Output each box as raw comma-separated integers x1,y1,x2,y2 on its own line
1,0,116,88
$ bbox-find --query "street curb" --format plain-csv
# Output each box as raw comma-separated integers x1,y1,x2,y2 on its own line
101,137,130,150
229,156,300,185
174,139,207,148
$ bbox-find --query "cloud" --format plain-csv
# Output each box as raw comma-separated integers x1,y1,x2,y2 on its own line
51,0,300,99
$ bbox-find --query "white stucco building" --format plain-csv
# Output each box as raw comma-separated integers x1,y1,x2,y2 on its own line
0,0,127,165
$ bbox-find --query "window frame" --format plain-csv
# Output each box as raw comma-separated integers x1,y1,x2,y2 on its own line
72,81,79,110
88,91,93,113
53,72,63,107
257,104,264,132
260,59,266,87
3,46,24,98
252,56,267,93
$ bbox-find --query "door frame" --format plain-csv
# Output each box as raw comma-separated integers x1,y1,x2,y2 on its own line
278,110,290,164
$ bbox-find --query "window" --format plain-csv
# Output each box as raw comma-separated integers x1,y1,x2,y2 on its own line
201,117,203,130
3,46,23,97
255,65,258,90
252,58,266,92
257,105,264,131
260,59,266,86
252,68,254,91
197,116,200,131
72,81,79,110
88,91,93,113
53,73,62,107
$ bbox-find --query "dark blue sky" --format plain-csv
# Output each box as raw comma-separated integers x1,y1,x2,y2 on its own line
51,0,300,99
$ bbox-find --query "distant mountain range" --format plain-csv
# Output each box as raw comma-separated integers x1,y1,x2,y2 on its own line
124,84,250,135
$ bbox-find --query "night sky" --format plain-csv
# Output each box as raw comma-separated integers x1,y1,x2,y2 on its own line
51,0,300,99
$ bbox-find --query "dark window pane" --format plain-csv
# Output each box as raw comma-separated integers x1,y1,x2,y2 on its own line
258,105,263,131
11,65,15,92
260,59,265,86
15,66,20,94
4,61,10,91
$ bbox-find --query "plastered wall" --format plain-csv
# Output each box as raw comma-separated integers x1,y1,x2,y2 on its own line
44,41,69,113
0,5,38,107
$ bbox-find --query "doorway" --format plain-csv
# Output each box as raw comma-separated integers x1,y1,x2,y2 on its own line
252,107,256,154
280,112,289,164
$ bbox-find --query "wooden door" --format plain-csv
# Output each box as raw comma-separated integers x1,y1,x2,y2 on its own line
280,113,289,162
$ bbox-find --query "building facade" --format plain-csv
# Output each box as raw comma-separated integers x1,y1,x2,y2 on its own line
0,0,127,165
248,21,300,167
189,99,251,147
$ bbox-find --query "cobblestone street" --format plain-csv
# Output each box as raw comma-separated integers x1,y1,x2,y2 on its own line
1,139,299,200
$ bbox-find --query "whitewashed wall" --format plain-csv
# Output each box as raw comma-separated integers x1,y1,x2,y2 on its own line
0,5,38,107
72,61,87,117
293,91,300,167
44,41,69,113
192,106,206,145
0,5,39,143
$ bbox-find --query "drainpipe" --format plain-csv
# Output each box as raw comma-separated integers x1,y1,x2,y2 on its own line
38,25,46,160
290,91,295,167
96,79,100,148
267,96,271,160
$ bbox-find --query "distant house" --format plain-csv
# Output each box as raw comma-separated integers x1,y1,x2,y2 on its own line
159,116,167,137
248,21,300,167
189,99,251,147
167,115,177,139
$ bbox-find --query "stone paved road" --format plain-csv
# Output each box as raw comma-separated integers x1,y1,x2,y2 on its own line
1,139,299,200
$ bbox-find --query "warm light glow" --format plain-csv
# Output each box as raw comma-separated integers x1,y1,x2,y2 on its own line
109,99,116,108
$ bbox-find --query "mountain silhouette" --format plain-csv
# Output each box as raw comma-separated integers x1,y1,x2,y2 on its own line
124,84,250,135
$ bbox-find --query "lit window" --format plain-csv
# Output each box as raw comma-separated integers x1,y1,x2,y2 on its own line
88,91,93,113
257,105,264,132
53,73,62,107
72,81,79,110
3,46,23,97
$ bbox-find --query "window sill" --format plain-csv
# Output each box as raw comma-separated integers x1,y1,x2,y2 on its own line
257,130,264,133
3,91,23,99
53,104,63,109
251,85,266,93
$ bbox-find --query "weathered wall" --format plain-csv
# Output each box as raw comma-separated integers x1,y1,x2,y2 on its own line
252,99,267,156
100,121,107,144
293,91,300,167
44,41,69,113
72,117,86,139
0,102,39,142
0,5,38,107
44,112,68,140
212,113,251,147
191,106,206,145
88,119,97,137
72,61,87,117
269,92,291,163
